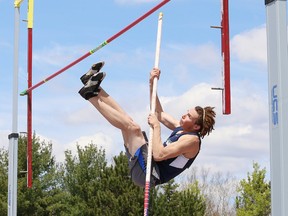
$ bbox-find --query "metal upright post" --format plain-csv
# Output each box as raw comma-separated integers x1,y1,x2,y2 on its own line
27,0,34,188
265,0,288,215
211,0,231,115
8,1,23,215
221,0,231,115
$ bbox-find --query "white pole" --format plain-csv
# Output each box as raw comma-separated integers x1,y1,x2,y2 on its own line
143,12,163,216
265,0,288,215
8,1,23,215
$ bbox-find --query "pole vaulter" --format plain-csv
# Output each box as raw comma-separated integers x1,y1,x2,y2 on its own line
144,12,163,216
20,0,170,96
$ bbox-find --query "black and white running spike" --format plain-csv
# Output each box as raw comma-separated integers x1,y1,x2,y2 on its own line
78,71,106,100
80,61,105,84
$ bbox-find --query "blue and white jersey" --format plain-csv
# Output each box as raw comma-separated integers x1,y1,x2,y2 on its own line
156,127,201,184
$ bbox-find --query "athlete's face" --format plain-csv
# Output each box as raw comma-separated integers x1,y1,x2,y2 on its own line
180,108,200,131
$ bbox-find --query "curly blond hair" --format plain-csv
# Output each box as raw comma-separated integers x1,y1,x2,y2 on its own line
195,106,216,138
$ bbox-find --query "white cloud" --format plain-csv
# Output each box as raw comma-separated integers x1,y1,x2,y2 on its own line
231,25,267,63
52,131,118,163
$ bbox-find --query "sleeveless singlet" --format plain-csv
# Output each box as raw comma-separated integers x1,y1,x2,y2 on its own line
155,127,201,184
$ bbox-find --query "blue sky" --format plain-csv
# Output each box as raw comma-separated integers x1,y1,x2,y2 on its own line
0,0,283,181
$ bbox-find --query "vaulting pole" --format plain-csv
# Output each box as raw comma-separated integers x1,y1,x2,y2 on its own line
20,0,170,96
8,1,23,215
27,0,34,188
144,12,163,216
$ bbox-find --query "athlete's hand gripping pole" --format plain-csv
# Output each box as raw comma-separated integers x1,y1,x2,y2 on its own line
144,12,163,216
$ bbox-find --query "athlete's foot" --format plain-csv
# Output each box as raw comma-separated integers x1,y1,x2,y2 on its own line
80,61,105,84
78,71,106,100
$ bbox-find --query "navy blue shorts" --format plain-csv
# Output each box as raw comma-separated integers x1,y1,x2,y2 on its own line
125,143,161,187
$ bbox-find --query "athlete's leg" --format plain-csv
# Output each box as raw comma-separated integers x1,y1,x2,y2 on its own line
78,68,146,156
88,90,146,156
96,87,127,115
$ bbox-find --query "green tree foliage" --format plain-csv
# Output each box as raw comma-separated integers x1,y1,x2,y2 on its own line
61,143,109,215
103,152,144,215
177,181,206,216
17,134,65,215
0,135,214,215
62,144,144,215
236,162,271,216
150,180,206,216
61,143,207,215
0,134,65,215
150,180,180,215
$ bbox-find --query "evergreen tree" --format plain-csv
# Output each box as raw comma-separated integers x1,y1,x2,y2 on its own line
177,181,206,216
62,143,109,215
151,180,180,216
62,144,144,215
103,152,144,215
236,162,271,216
150,179,206,215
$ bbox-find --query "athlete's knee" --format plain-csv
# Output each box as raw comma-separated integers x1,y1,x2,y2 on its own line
126,122,142,135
